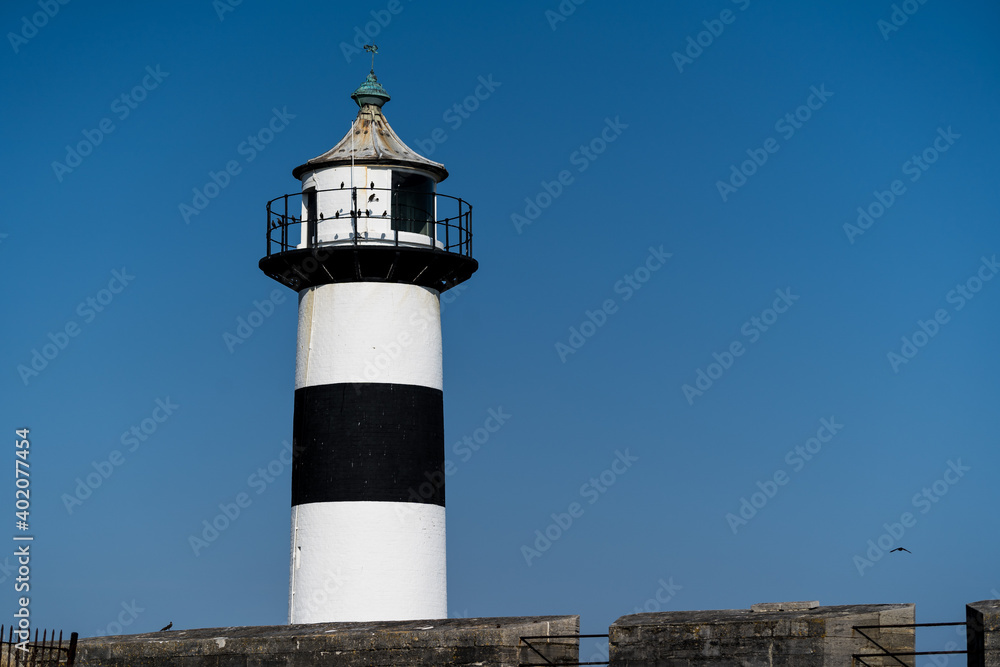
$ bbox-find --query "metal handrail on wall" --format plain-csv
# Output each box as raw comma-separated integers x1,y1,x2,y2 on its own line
519,633,610,667
853,621,967,667
265,187,473,259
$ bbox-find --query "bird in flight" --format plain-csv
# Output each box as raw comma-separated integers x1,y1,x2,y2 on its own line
890,547,911,554
160,622,173,632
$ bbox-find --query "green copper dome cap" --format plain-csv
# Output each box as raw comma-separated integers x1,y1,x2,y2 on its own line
351,70,391,108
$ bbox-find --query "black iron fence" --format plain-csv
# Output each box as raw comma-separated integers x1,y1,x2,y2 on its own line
853,621,966,667
265,187,473,260
519,633,609,666
0,625,77,666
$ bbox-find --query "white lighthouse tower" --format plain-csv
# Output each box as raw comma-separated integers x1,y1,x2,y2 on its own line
259,52,477,624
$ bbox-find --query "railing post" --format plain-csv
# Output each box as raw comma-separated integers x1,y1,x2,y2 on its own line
352,187,358,245
461,200,469,256
282,196,289,251
67,632,78,666
389,188,397,247
459,199,465,255
430,194,436,248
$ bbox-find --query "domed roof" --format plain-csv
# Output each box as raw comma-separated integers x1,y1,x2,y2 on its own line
292,70,448,182
351,70,390,108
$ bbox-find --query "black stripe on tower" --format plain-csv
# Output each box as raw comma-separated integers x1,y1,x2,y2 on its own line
291,383,445,507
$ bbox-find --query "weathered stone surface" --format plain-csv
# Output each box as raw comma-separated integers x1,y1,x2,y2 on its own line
967,599,1000,667
609,603,915,666
76,615,579,667
750,601,819,612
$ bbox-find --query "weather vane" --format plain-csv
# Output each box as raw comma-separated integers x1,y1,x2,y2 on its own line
364,43,378,73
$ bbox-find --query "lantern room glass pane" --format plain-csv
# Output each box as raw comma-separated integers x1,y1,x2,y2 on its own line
303,188,317,247
391,171,434,236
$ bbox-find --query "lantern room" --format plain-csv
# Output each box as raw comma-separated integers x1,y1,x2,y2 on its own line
259,67,476,293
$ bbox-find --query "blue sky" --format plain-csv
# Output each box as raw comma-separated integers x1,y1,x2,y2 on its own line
2,0,998,653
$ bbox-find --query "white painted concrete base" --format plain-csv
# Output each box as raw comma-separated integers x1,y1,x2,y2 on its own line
288,501,447,623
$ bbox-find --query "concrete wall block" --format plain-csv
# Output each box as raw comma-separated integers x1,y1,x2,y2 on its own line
825,613,873,638
879,605,918,626
76,616,579,667
735,622,778,638
824,636,912,667
787,620,814,637
610,604,914,667
967,600,1000,667
246,658,291,667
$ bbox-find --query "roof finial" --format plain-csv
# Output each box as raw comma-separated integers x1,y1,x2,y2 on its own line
364,43,378,74
351,48,391,108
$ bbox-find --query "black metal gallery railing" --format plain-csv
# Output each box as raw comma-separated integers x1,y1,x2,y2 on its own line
265,187,473,260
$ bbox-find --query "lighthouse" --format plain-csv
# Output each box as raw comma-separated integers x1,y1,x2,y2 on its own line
259,51,477,624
